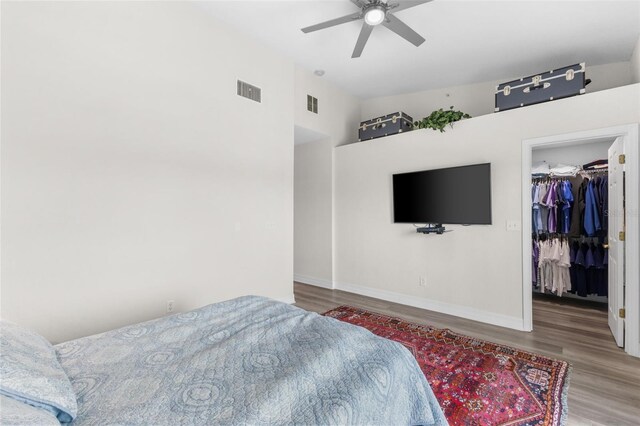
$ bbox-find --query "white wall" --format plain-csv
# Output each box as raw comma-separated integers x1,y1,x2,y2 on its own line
532,140,612,167
1,2,295,343
295,66,361,148
294,140,333,287
360,62,634,125
632,34,640,84
334,84,640,329
292,66,360,287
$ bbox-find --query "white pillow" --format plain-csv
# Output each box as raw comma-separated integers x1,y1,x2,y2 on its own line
0,321,77,423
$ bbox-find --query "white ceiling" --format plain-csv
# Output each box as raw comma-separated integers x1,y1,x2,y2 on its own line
199,0,640,99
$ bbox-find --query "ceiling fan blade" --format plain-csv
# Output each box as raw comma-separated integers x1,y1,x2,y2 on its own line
349,0,367,7
383,13,425,46
389,0,433,14
352,22,375,58
301,12,362,33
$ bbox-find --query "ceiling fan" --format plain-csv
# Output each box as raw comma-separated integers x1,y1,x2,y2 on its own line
301,0,433,58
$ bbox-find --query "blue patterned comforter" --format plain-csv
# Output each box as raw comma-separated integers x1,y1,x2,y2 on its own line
55,296,447,425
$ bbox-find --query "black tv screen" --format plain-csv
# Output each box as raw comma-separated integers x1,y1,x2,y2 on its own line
392,163,492,225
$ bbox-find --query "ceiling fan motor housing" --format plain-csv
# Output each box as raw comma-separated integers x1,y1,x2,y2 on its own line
363,2,387,26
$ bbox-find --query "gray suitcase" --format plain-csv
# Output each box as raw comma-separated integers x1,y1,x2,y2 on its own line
359,112,413,141
495,63,588,112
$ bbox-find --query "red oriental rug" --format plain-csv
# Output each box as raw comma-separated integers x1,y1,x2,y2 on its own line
323,306,571,426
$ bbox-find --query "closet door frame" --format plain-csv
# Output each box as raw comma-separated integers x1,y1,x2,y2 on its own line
521,124,639,358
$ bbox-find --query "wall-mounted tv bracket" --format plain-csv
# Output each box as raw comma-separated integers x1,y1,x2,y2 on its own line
416,224,447,235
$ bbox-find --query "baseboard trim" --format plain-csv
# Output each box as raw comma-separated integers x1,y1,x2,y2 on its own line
294,274,334,290
333,281,525,331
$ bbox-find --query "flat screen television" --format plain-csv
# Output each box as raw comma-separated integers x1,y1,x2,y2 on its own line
392,163,492,225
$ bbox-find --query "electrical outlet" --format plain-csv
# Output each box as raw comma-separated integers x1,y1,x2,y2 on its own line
166,300,175,313
418,276,427,288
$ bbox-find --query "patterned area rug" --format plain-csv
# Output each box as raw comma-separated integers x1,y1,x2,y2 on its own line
323,306,570,426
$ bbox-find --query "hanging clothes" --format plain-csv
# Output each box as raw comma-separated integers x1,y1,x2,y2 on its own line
571,241,589,297
539,182,549,233
576,168,608,237
568,175,583,237
531,178,574,236
584,179,602,237
577,178,588,235
598,176,608,232
535,237,571,296
569,241,578,294
567,240,608,298
544,181,558,233
532,183,542,234
532,160,609,301
555,180,573,234
584,242,598,295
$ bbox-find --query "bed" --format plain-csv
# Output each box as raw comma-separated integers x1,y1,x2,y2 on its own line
0,295,447,425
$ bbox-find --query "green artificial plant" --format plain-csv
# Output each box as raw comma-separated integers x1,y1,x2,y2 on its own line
414,106,471,132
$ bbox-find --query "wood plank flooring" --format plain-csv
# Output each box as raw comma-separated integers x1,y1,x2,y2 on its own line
294,282,640,426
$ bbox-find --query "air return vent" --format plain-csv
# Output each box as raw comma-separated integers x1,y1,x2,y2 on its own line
307,95,318,114
237,80,261,103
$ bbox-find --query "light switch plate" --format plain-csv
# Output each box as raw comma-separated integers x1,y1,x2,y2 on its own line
506,220,521,231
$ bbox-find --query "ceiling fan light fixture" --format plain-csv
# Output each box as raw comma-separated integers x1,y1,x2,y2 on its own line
364,6,385,26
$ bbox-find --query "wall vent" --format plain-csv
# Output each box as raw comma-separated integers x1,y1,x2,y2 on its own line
307,95,318,114
237,80,261,103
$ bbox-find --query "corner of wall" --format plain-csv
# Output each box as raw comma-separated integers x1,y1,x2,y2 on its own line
293,65,361,147
631,33,640,84
293,66,362,288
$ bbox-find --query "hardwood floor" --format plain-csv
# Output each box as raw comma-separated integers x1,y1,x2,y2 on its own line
294,282,640,426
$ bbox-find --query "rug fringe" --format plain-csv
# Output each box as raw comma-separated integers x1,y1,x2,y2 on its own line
560,364,572,426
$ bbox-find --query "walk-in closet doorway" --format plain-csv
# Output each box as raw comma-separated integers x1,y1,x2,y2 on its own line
522,124,640,358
